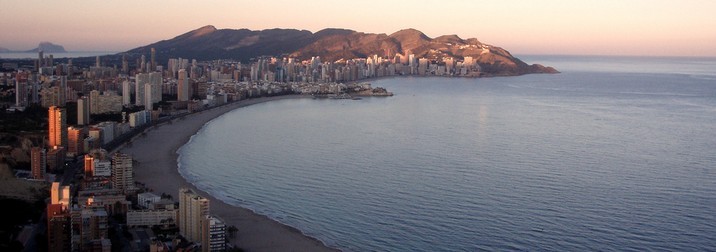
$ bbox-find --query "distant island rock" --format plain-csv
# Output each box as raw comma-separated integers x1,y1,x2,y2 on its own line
0,47,9,53
25,42,67,53
127,25,557,75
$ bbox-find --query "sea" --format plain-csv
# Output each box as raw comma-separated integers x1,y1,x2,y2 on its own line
178,55,716,251
0,51,117,59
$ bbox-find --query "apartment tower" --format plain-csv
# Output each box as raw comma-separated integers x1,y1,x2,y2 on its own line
179,188,210,243
48,106,67,148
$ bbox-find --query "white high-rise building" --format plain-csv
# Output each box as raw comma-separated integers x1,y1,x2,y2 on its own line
93,160,111,177
122,80,131,106
201,216,226,252
15,79,26,107
135,73,150,106
144,83,153,111
149,72,162,104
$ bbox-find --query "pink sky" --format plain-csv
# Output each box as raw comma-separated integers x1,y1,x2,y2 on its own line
1,0,714,56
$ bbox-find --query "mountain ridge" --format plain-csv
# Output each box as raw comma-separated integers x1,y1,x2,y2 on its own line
126,25,557,75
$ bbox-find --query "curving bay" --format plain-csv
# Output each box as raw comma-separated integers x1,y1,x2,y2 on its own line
179,56,716,251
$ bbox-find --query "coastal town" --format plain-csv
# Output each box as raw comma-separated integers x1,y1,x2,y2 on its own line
0,48,485,251
3,0,713,250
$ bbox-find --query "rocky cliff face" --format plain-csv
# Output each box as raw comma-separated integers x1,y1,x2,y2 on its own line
126,25,557,75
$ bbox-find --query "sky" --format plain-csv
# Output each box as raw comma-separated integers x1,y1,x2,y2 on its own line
0,0,714,56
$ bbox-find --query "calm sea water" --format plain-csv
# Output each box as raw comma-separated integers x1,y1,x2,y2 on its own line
179,56,716,251
0,51,117,59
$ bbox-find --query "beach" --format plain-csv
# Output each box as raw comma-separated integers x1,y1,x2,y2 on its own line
118,95,339,252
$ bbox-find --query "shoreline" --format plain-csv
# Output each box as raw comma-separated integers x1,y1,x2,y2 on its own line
118,95,339,252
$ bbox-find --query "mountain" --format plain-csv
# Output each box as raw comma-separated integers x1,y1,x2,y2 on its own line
25,42,67,53
0,47,9,53
126,25,557,75
128,25,317,62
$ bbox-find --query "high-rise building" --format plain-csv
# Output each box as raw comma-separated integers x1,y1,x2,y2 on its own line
93,160,112,177
418,58,429,76
48,106,67,148
111,152,135,194
59,76,67,105
145,83,153,111
179,188,209,243
47,203,71,252
38,50,44,67
151,48,157,72
84,149,109,177
67,126,84,156
31,77,39,104
88,90,122,114
88,127,103,146
149,72,162,103
445,57,455,75
51,182,71,207
91,122,115,146
67,59,74,78
47,146,65,173
122,80,131,106
15,79,26,107
177,69,189,101
122,54,128,74
77,96,89,125
40,86,62,108
135,73,150,106
84,154,96,177
89,90,100,115
201,216,226,252
31,147,46,180
78,208,109,250
95,56,101,68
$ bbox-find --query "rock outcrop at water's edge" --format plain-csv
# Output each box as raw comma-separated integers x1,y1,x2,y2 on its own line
25,42,67,53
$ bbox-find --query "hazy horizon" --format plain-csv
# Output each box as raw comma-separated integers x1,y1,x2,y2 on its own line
1,0,715,57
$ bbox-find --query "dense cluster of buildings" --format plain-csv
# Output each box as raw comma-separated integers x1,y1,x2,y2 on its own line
0,46,490,251
5,47,411,186
3,50,244,251
46,181,226,252
37,99,226,251
2,47,483,116
43,131,225,251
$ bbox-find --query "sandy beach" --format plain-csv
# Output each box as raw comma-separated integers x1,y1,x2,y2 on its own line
118,95,339,252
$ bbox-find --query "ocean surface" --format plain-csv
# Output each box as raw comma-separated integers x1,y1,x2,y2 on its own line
0,51,117,59
179,56,716,251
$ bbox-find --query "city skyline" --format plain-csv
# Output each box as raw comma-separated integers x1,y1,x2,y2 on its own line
0,0,715,57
